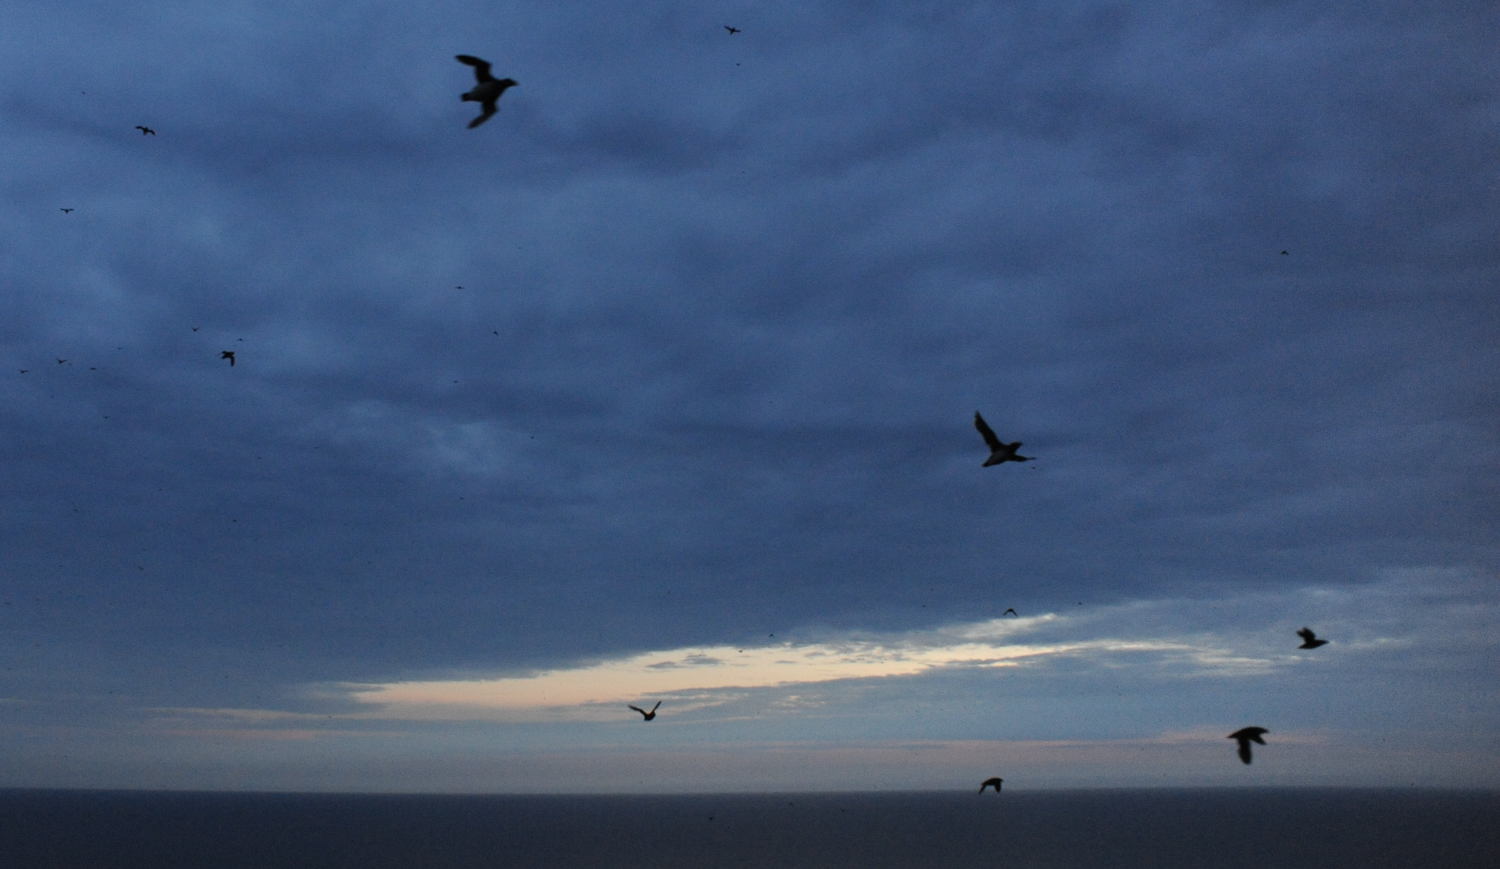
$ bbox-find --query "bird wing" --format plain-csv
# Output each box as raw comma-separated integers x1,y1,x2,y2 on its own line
1297,628,1315,642
650,701,661,712
974,412,1003,451
628,705,645,716
1237,740,1253,764
468,103,498,128
456,55,495,83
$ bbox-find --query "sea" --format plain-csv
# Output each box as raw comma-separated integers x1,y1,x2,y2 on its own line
2,788,1497,868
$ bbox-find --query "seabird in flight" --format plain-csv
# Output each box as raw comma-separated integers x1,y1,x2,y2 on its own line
1003,608,1017,617
455,55,517,129
725,25,741,34
60,208,73,213
978,777,1003,793
628,701,661,721
974,412,1032,466
1228,727,1268,765
1296,628,1329,649
135,125,155,135
221,351,235,366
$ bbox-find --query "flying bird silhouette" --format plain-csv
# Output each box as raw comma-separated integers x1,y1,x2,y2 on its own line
1228,727,1268,765
974,412,1032,466
725,25,741,33
455,55,517,128
979,777,1003,793
220,351,235,366
1003,608,1017,617
135,125,155,135
60,208,73,213
1296,628,1329,649
628,701,661,721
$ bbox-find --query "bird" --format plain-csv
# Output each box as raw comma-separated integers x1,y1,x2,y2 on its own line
56,358,67,364
725,25,741,34
220,351,235,366
979,777,1003,793
135,125,155,136
974,412,1032,466
60,208,73,213
628,701,661,721
1296,627,1329,649
1228,727,1268,765
1003,608,1018,617
192,327,200,331
18,369,27,374
455,55,517,129
1280,250,1289,255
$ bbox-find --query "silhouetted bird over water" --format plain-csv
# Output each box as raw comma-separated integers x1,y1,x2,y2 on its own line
1296,627,1329,649
455,55,517,128
135,125,155,135
221,351,235,366
979,777,1003,793
1228,727,1268,764
974,412,1032,466
629,701,661,721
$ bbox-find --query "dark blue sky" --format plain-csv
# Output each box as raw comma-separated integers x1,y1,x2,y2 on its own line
1,1,1496,790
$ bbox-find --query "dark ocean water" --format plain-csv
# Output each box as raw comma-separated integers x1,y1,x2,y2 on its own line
2,788,1497,868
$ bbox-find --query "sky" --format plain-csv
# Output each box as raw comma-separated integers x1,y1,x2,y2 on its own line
0,0,1496,792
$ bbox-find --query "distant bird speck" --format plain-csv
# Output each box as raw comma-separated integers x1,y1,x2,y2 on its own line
18,369,27,374
1003,608,1017,617
221,351,235,366
979,777,1003,793
456,55,517,129
628,701,661,721
974,412,1032,466
725,25,741,34
1281,250,1289,255
1228,727,1268,765
60,208,73,213
192,327,200,332
1296,627,1329,649
56,359,66,364
135,125,155,136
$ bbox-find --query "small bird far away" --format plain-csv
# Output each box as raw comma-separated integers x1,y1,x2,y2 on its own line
628,701,662,721
57,358,67,364
1003,608,1017,617
1228,727,1268,765
221,351,235,366
455,55,517,129
1297,627,1329,649
974,411,1033,467
979,777,1003,793
725,25,740,33
60,208,73,213
135,125,155,135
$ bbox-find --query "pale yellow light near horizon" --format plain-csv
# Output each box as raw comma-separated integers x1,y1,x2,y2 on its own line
343,614,1218,718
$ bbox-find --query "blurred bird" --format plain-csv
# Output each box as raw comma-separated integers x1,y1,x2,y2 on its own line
135,125,155,135
628,701,661,721
455,55,517,128
974,412,1032,466
725,25,741,34
1228,727,1268,765
60,208,73,213
1296,628,1329,649
57,359,67,364
221,351,235,366
979,777,1003,793
1003,608,1017,617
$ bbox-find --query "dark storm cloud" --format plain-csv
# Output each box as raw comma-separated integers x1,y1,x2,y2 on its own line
0,0,1495,765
